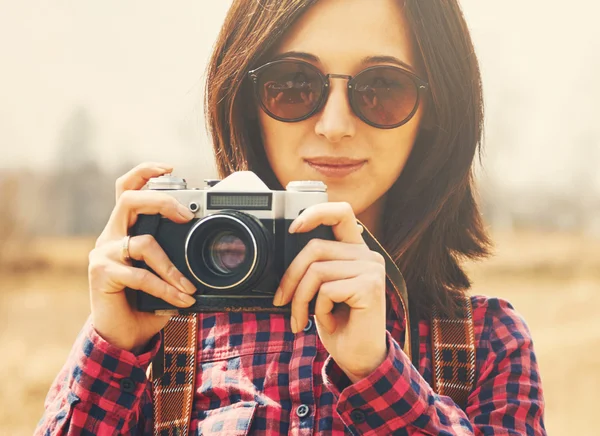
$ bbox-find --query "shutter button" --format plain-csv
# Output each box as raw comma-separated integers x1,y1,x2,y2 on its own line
303,318,313,332
296,404,311,418
120,377,135,393
350,409,366,424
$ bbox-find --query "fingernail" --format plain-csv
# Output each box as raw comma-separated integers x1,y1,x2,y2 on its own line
178,204,195,220
290,316,297,333
179,293,196,305
289,219,303,234
273,288,283,306
180,277,196,294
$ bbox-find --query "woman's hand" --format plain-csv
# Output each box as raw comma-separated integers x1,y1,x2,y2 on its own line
88,162,197,353
273,202,388,383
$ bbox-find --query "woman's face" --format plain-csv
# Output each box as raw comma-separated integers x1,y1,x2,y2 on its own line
257,0,426,228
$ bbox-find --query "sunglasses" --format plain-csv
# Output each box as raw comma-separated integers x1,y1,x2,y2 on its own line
248,59,429,129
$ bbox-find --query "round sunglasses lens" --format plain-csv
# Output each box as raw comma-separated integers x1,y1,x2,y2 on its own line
352,67,418,127
257,62,323,121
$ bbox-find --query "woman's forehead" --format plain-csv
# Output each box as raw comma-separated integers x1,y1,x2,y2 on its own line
272,0,417,72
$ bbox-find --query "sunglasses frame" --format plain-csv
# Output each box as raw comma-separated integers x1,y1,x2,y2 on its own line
248,59,429,129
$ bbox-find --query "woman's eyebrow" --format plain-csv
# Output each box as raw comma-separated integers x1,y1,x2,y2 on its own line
270,51,319,63
270,51,416,73
361,55,416,72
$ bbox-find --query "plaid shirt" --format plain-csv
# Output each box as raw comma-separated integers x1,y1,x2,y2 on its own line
36,295,545,435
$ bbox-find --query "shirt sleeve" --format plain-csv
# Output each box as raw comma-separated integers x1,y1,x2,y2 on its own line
322,297,546,435
34,316,161,435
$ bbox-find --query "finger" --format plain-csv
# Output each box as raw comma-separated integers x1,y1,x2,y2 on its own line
275,239,373,306
104,261,196,308
314,274,385,335
115,162,173,201
289,260,372,332
105,190,195,239
289,202,364,244
105,235,197,295
313,278,356,335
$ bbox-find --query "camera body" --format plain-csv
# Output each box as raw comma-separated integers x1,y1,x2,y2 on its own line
130,171,334,314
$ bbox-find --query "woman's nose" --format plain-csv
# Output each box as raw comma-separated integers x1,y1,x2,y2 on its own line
314,80,356,143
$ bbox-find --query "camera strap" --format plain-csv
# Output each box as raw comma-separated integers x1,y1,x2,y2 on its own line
359,223,476,408
149,314,197,436
430,292,476,409
150,226,475,435
358,221,414,360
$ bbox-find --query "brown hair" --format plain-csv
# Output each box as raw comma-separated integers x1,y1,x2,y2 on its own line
205,0,491,319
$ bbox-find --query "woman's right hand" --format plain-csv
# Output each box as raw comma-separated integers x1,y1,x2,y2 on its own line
88,162,197,353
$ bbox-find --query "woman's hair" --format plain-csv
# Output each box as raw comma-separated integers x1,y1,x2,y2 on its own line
205,0,491,319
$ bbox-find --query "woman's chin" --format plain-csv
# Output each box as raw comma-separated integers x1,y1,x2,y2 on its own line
325,190,365,212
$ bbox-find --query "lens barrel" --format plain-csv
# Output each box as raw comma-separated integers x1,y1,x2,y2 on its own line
185,211,271,290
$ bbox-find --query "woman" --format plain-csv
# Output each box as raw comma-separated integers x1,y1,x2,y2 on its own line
37,0,546,434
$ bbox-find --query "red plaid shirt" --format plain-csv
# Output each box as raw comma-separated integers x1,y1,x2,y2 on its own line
36,295,545,435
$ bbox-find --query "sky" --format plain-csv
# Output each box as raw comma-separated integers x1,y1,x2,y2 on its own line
0,0,599,194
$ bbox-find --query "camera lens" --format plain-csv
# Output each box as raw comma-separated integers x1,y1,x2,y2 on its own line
185,211,271,290
205,231,247,275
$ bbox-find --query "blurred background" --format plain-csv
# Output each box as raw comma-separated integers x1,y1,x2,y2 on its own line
0,0,598,434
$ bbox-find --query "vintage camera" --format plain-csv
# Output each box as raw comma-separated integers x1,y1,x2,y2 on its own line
130,171,334,313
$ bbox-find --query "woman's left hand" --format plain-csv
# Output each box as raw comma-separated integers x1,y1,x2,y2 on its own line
273,202,388,384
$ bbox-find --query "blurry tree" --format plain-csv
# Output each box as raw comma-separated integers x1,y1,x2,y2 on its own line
0,172,20,262
48,106,112,236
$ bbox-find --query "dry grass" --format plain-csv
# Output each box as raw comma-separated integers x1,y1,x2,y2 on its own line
1,230,598,435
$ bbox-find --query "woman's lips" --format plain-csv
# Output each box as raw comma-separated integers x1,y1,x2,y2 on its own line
305,158,366,178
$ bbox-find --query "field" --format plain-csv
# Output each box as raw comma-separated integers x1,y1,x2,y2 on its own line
0,230,598,435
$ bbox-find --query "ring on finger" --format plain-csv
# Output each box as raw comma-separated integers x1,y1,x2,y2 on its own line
122,235,132,262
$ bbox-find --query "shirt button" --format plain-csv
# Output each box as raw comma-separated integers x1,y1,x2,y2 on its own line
350,409,366,424
120,377,135,393
296,404,311,418
303,318,313,332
